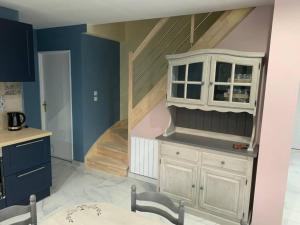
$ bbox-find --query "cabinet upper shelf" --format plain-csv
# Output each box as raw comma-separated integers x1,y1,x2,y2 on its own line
166,49,264,115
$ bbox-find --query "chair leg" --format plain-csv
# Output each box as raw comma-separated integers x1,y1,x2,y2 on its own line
131,185,137,212
30,195,37,225
178,200,185,225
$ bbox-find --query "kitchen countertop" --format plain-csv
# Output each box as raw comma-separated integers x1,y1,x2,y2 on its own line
0,127,52,148
156,132,258,158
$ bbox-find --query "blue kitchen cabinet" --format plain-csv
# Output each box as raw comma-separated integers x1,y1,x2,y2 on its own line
5,163,52,206
2,136,52,206
0,18,35,82
2,137,50,176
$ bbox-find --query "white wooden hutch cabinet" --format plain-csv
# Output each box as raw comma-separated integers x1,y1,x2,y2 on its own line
157,49,264,225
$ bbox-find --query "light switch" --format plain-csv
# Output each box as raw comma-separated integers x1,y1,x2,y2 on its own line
93,90,98,96
93,96,98,102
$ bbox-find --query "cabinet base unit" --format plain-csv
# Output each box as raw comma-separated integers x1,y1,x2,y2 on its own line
1,135,52,207
157,139,256,225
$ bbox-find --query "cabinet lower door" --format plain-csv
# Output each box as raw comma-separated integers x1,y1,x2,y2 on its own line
199,168,246,219
160,158,197,207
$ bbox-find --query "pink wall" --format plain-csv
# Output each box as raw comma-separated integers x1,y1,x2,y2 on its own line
132,6,273,139
216,6,273,52
131,100,170,139
252,0,300,224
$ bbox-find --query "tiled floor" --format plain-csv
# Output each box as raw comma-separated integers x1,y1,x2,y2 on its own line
34,149,300,225
37,158,218,225
283,150,300,225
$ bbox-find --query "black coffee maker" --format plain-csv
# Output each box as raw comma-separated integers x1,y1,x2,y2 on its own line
7,112,26,131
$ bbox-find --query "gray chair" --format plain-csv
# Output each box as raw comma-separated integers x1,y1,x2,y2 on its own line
0,195,37,225
131,185,184,225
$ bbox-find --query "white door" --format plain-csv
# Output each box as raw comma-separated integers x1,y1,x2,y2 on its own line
160,158,197,207
199,167,246,220
38,51,73,161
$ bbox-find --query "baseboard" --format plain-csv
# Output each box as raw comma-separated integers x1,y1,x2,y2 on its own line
128,172,158,185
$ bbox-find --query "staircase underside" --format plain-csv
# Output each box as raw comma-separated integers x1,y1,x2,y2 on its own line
85,120,129,176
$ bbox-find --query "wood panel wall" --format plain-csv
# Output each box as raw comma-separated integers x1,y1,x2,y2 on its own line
175,108,253,137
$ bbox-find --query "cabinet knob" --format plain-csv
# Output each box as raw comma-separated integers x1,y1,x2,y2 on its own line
209,81,214,85
200,186,204,190
176,151,180,155
192,184,195,188
221,161,225,165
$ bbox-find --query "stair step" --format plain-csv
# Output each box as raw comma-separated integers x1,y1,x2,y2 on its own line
86,155,128,177
98,141,127,154
110,128,128,140
105,131,128,146
97,145,128,163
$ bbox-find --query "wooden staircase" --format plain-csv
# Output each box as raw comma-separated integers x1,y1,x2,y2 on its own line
85,8,254,177
85,120,129,176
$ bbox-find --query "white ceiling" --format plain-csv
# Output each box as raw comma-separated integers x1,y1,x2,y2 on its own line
0,0,274,29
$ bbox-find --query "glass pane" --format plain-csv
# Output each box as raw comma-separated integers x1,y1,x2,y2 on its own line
232,86,251,103
172,65,186,81
234,65,253,83
215,62,232,82
187,84,201,100
213,85,230,101
188,62,203,81
172,83,184,98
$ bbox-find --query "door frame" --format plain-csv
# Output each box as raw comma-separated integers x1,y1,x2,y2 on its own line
38,50,74,161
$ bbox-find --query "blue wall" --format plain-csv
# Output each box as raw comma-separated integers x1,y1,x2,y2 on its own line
81,34,120,158
0,6,18,21
24,26,120,162
35,25,87,161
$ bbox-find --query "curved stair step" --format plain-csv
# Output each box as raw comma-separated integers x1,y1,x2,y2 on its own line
98,141,127,153
97,143,128,163
86,154,128,177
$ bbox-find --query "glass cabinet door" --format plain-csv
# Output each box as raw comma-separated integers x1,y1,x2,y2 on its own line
169,57,209,104
208,56,259,109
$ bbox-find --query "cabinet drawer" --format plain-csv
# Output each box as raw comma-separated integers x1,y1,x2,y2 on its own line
160,143,198,162
202,153,248,174
5,163,52,206
3,137,50,176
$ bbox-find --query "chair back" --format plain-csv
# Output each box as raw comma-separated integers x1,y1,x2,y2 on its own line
0,195,37,225
131,185,184,225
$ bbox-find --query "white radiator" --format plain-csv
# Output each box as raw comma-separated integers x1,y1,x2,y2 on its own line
130,136,159,179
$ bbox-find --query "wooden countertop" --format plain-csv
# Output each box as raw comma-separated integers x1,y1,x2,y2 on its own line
157,132,258,158
0,127,52,148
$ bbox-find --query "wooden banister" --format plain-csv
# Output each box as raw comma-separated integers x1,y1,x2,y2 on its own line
132,18,169,61
131,75,167,128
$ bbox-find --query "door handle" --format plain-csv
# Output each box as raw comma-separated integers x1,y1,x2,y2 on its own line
42,101,47,112
16,139,43,148
17,166,45,178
